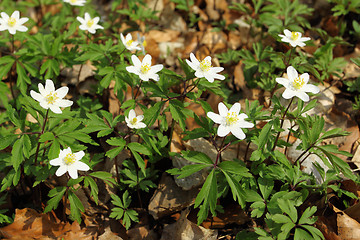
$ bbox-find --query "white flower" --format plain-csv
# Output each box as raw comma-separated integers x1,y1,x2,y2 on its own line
276,66,320,102
125,109,146,129
126,54,163,81
278,29,311,47
120,33,141,51
207,102,254,140
77,12,103,34
63,0,86,6
186,53,225,83
137,33,146,54
0,11,28,35
50,147,89,179
30,79,73,114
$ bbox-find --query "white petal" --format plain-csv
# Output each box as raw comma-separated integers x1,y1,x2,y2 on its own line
0,12,9,21
129,109,136,119
126,66,139,74
229,103,241,115
137,115,144,121
30,90,43,102
16,26,28,32
49,105,62,114
55,166,67,177
142,54,152,66
8,28,16,35
295,91,310,102
194,70,205,79
11,11,20,20
139,74,150,81
77,16,85,24
213,73,225,80
203,56,211,63
287,66,298,81
218,102,228,116
230,127,246,140
189,53,200,66
186,59,198,71
45,79,55,92
211,67,224,73
217,124,230,137
207,112,223,124
68,167,78,179
93,17,100,24
0,25,7,31
74,151,85,160
55,86,69,99
204,75,214,83
49,158,61,166
131,55,141,67
302,84,320,94
300,73,309,84
284,29,291,38
18,17,29,25
238,120,254,129
56,99,73,108
150,64,163,73
282,88,295,99
120,33,125,44
39,100,50,110
74,161,89,171
300,37,311,42
135,122,146,129
276,77,289,87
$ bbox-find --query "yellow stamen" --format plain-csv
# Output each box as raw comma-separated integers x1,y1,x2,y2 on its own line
200,59,211,72
126,40,134,47
87,19,94,27
130,117,137,125
291,32,299,41
70,0,77,3
64,153,76,165
8,17,16,27
225,112,239,126
293,77,305,90
141,64,150,74
45,92,58,105
142,40,147,47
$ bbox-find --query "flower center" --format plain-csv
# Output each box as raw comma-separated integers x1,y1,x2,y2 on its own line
70,0,78,3
142,40,147,47
200,59,211,72
8,17,16,27
141,64,150,74
291,32,299,41
87,19,94,27
130,117,138,125
45,92,58,105
225,112,239,126
126,40,134,47
293,77,305,90
64,153,76,165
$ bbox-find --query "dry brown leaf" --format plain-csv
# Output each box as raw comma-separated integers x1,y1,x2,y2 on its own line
333,205,360,240
0,208,93,239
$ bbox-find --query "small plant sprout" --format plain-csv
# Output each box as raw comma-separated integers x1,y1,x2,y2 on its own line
49,147,89,179
276,66,320,102
0,11,28,35
30,79,73,114
125,109,146,129
207,102,254,140
126,54,163,81
278,29,311,47
77,13,103,34
120,33,141,51
186,53,225,83
63,0,86,6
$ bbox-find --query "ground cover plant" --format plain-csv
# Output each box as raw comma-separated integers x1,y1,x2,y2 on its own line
0,0,360,239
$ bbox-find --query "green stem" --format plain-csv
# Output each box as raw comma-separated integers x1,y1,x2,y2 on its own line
133,80,143,100
34,109,49,165
271,97,294,152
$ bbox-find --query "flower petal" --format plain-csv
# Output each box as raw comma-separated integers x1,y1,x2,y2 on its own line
282,88,295,99
49,158,62,166
217,124,230,137
11,11,20,20
45,79,55,92
284,29,291,38
30,91,43,102
295,91,310,102
302,84,320,94
55,166,67,177
68,167,78,179
229,103,241,115
230,127,246,140
129,109,136,119
142,54,152,66
74,161,89,171
131,55,141,67
207,112,223,124
287,66,298,81
276,77,289,87
49,105,62,114
218,102,228,116
135,122,146,129
55,86,69,99
56,99,73,108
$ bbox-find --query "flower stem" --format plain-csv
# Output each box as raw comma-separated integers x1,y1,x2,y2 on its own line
133,80,143,100
34,109,49,165
271,97,294,152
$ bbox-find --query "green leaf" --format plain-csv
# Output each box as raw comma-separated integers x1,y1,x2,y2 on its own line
258,177,273,200
0,135,18,150
84,176,99,204
194,169,217,215
11,138,24,171
181,150,213,165
272,214,291,224
218,161,250,176
39,132,55,142
68,190,84,223
221,170,246,208
127,142,151,155
176,164,209,179
89,171,116,187
44,187,66,213
130,149,146,175
143,101,164,127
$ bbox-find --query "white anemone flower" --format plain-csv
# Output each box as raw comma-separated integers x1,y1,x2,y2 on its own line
0,11,28,35
125,109,146,129
278,29,311,47
50,147,89,179
276,66,320,102
207,102,254,140
126,54,163,81
120,33,141,51
186,53,225,83
30,79,73,114
77,12,103,34
63,0,86,6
